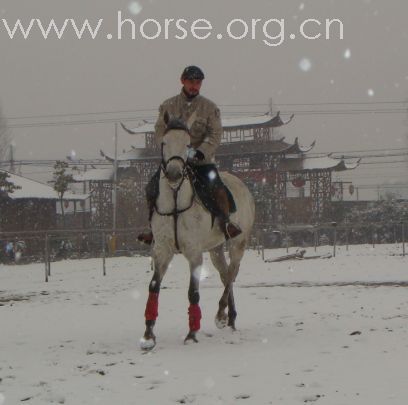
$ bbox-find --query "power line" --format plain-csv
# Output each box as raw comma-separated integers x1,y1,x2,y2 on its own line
6,100,407,121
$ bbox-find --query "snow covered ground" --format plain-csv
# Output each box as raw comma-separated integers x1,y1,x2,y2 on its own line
1,244,408,405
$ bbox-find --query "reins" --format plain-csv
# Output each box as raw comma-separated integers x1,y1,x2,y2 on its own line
155,147,196,251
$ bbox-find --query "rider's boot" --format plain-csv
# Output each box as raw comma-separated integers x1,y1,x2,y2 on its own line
214,186,242,240
137,170,160,245
137,199,155,245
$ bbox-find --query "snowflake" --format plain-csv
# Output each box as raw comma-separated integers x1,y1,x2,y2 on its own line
299,58,312,72
128,1,143,15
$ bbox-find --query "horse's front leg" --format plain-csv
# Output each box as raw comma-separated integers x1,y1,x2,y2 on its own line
140,249,173,350
184,254,203,344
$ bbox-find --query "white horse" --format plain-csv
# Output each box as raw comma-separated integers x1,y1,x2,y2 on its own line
140,113,255,350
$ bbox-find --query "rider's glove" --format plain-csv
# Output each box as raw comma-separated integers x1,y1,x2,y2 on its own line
187,148,205,163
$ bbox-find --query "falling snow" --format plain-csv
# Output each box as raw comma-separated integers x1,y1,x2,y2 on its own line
344,48,351,59
208,170,217,181
128,1,143,15
367,89,375,97
299,58,312,72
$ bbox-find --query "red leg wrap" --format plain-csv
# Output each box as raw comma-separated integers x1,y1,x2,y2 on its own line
145,292,159,321
188,304,202,331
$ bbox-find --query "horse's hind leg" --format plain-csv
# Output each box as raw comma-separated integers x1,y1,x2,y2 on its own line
224,238,247,330
140,247,173,350
226,238,246,329
210,244,230,329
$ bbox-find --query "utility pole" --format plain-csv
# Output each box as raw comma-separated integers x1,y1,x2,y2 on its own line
269,97,274,140
9,144,15,173
268,97,273,115
113,122,118,232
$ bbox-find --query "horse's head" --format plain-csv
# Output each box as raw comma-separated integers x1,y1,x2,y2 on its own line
161,111,193,187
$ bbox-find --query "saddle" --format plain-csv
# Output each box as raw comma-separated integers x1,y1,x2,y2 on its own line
190,164,236,224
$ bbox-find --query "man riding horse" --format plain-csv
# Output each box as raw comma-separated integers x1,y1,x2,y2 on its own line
138,65,242,244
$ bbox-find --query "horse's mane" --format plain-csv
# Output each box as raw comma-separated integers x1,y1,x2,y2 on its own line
164,117,190,134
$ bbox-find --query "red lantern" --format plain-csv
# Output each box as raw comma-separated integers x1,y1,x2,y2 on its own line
64,200,69,209
349,184,355,195
292,177,305,188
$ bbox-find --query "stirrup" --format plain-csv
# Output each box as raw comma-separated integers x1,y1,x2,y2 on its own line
225,222,242,240
137,230,154,245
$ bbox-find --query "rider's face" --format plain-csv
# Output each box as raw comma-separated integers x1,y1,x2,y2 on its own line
181,78,202,97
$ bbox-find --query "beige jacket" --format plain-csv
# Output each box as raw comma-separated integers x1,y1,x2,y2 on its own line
154,90,223,164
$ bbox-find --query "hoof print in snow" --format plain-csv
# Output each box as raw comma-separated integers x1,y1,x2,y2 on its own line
176,395,195,404
235,394,251,400
349,331,362,336
303,394,322,403
20,397,33,402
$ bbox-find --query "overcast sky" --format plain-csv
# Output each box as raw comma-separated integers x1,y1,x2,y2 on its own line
1,0,408,196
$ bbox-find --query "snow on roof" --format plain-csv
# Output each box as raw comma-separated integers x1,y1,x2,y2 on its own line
1,170,89,201
301,156,361,171
73,168,114,182
121,112,294,134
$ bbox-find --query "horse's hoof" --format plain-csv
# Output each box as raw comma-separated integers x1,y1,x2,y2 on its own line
140,336,156,351
184,331,198,344
215,315,227,329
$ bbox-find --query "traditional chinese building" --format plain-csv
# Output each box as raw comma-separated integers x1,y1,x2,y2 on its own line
82,113,359,229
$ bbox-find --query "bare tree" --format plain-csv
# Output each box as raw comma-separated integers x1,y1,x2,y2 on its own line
52,160,73,228
0,105,11,161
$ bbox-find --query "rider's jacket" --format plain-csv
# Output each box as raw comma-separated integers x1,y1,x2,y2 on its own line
154,90,223,164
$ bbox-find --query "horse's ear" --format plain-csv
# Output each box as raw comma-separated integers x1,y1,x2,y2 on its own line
163,111,170,125
186,111,197,131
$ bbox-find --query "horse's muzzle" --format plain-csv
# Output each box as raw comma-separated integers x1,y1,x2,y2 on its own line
166,166,183,183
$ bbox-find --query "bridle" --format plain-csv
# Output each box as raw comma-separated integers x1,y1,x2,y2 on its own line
155,141,196,251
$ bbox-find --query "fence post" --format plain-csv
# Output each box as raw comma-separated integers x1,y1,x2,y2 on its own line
285,227,289,253
346,226,349,251
332,222,337,257
372,226,376,248
44,233,49,283
47,235,51,277
102,231,106,276
261,229,265,261
402,222,405,257
314,227,318,252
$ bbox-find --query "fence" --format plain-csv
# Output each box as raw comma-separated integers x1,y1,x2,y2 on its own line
253,221,407,260
1,221,407,282
0,227,150,282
